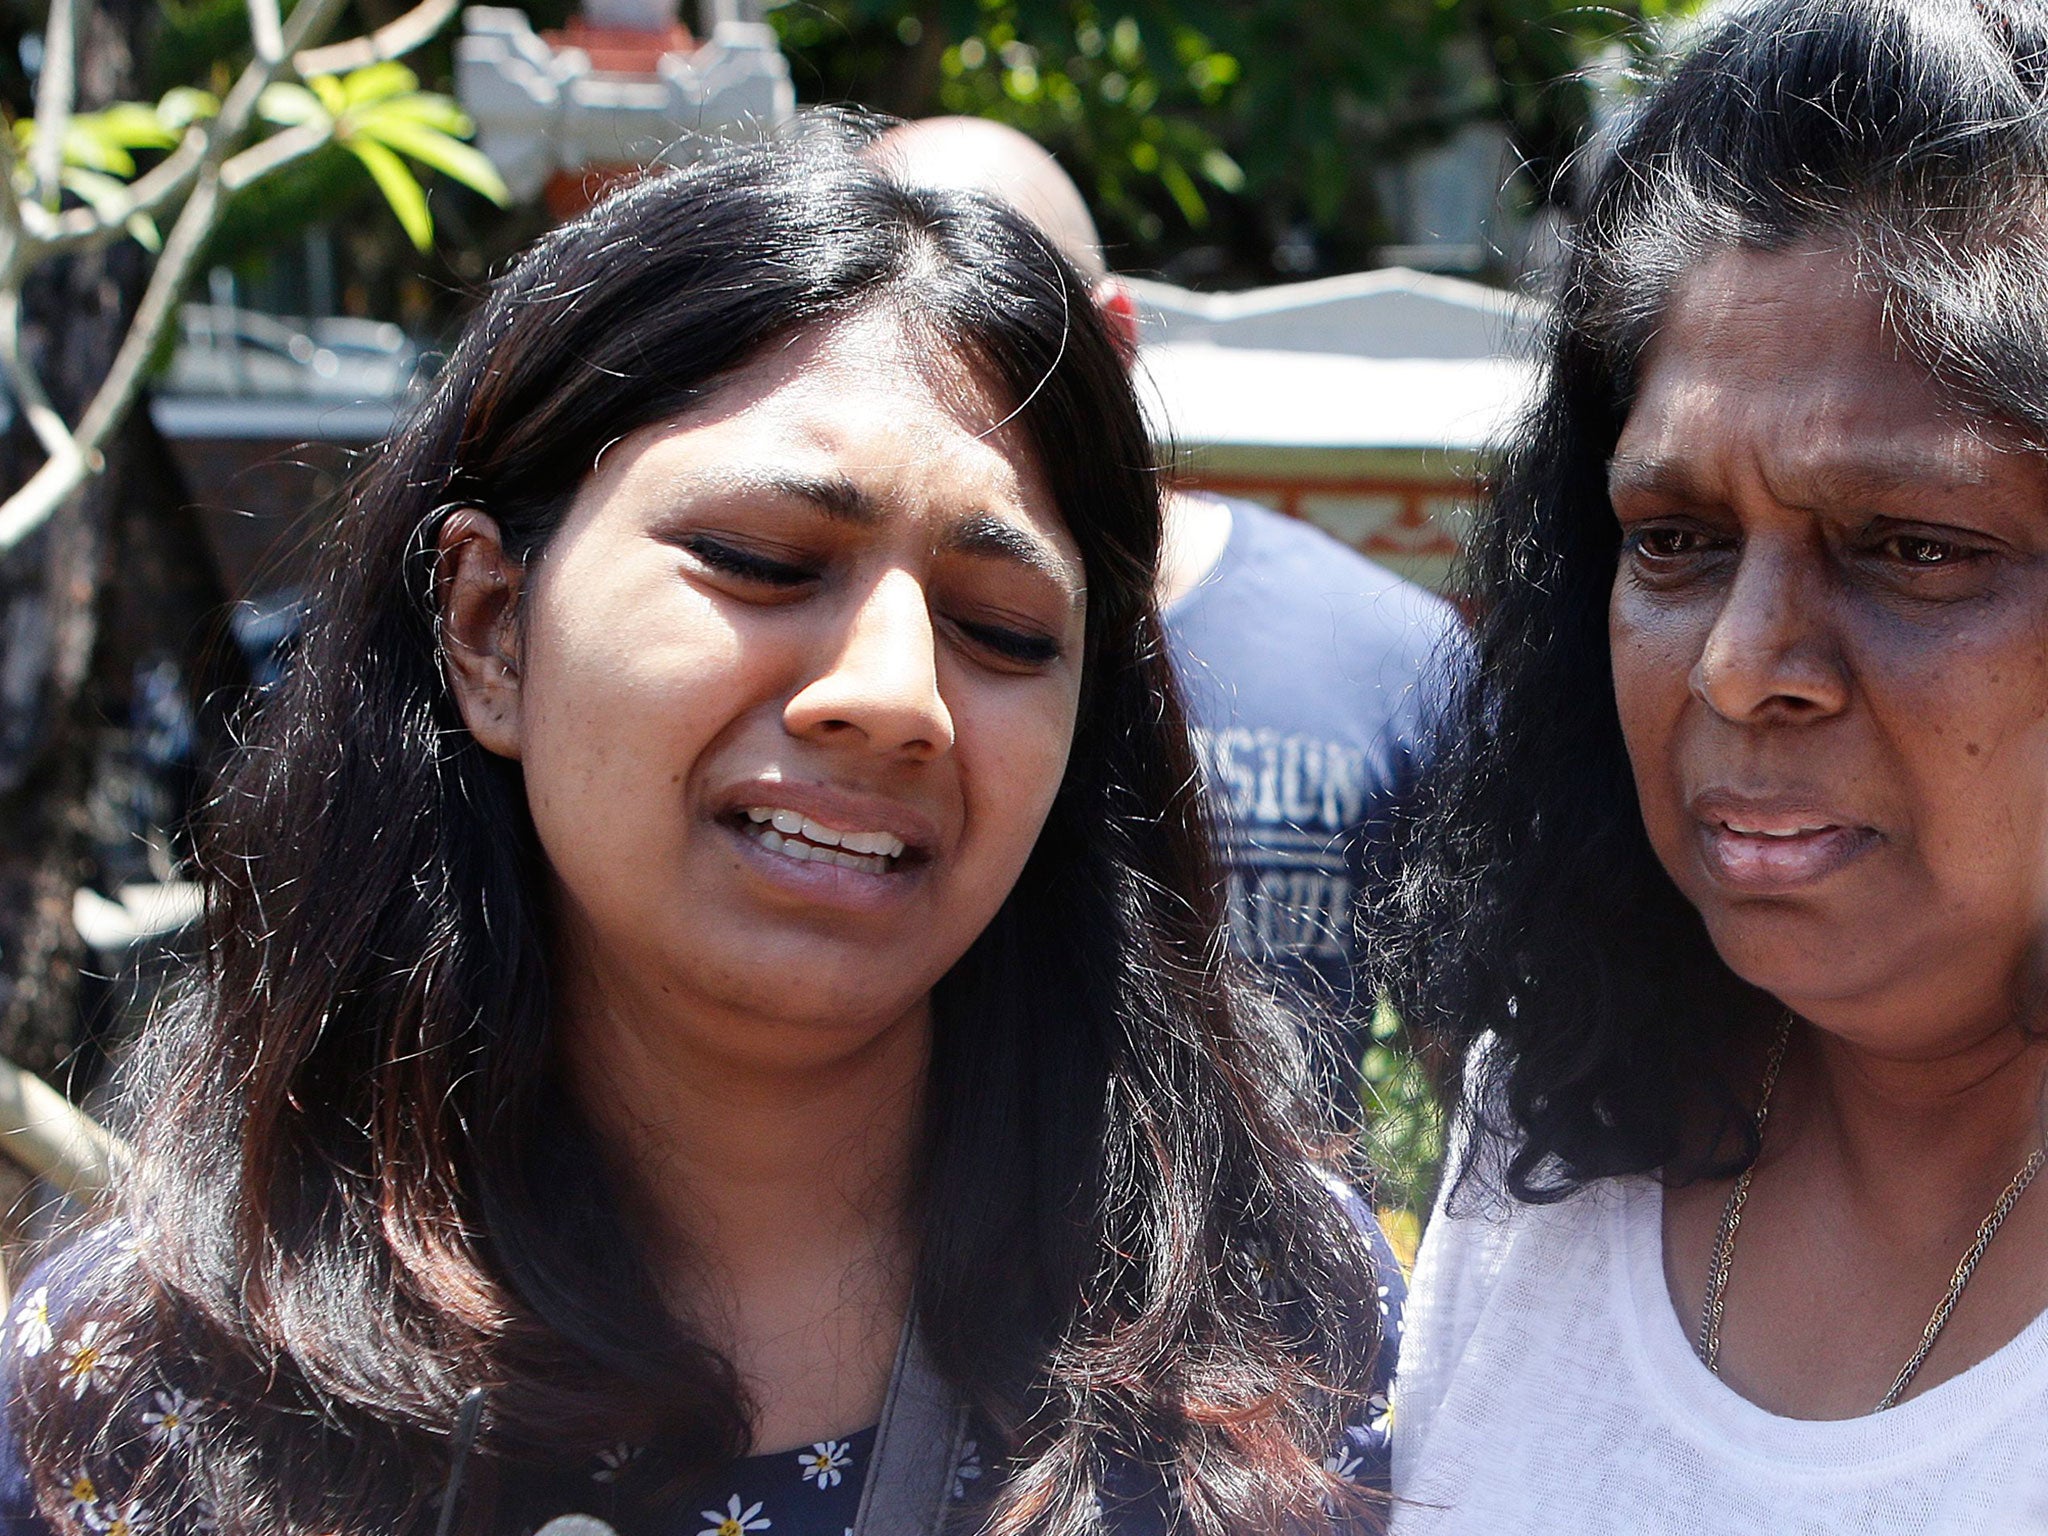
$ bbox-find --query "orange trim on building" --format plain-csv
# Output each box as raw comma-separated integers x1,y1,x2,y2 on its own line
1181,471,1469,560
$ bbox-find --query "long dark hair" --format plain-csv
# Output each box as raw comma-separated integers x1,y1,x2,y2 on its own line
1379,0,2048,1203
16,127,1380,1534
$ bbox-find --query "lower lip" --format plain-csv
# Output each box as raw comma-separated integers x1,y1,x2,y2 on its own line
1695,821,1879,893
725,820,922,912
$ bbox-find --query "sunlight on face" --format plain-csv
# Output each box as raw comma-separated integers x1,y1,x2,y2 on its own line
503,312,1087,1068
1609,244,2048,1055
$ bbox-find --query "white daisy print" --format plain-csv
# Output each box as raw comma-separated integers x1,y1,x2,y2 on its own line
592,1442,639,1483
697,1495,770,1535
1323,1446,1364,1483
15,1287,52,1357
1321,1443,1367,1517
140,1388,197,1447
798,1440,852,1489
87,1497,151,1536
1366,1391,1393,1438
64,1469,99,1521
58,1322,128,1400
949,1439,982,1501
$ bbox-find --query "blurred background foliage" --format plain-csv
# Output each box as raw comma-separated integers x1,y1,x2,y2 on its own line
772,0,1702,285
0,0,1705,324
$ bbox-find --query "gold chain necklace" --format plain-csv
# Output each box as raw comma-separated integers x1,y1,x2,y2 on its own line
1695,1014,2048,1412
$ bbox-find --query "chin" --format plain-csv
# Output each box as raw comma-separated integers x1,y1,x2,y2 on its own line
1701,917,1876,1014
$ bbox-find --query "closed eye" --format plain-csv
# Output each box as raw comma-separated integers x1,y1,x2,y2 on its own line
684,535,817,588
953,618,1062,668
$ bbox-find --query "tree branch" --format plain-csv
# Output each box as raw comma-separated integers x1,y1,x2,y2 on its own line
0,1054,127,1203
219,118,332,191
70,167,220,464
294,0,462,78
39,128,206,258
29,0,82,209
0,291,80,463
26,0,458,264
0,0,359,553
247,0,286,64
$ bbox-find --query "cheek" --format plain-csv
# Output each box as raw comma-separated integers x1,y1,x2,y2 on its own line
1609,586,1700,818
952,683,1080,863
515,587,755,839
1880,624,2048,885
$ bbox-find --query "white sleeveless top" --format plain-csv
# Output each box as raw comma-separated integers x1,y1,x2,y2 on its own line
1392,1171,2048,1533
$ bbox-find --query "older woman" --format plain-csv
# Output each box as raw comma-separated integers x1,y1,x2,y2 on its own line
1387,0,2048,1528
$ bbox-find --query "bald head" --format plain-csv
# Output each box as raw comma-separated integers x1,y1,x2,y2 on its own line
876,116,1108,283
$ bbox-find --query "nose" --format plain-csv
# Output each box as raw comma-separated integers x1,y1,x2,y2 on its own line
784,568,955,759
1690,537,1850,723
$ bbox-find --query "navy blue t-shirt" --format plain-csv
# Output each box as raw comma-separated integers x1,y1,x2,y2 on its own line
1164,493,1460,1106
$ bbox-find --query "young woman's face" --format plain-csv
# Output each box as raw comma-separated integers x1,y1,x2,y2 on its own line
1608,243,2048,1054
453,312,1088,1062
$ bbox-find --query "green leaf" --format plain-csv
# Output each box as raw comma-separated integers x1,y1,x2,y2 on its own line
60,166,133,220
345,135,433,250
352,92,470,135
125,211,162,252
338,60,420,107
1156,153,1206,224
60,129,137,177
86,103,179,151
1198,145,1244,192
258,81,328,126
350,112,509,204
310,74,349,116
157,86,221,128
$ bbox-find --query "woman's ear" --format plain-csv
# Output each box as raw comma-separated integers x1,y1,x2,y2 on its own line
437,509,528,760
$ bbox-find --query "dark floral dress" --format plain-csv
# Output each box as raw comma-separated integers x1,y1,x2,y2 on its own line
0,1203,1403,1535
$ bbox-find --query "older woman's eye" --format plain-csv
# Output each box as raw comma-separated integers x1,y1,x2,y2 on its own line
1881,533,1969,567
684,536,817,588
1624,524,1713,560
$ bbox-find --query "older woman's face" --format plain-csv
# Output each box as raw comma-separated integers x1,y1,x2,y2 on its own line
459,312,1087,1063
1610,244,2048,1052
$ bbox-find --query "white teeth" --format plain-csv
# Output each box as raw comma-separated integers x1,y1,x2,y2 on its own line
841,830,906,858
742,808,905,872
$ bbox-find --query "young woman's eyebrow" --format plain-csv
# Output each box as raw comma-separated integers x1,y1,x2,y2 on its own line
687,468,1079,593
940,512,1082,591
699,468,881,524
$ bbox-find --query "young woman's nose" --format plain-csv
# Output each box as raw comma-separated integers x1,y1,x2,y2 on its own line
1689,538,1850,724
784,568,956,758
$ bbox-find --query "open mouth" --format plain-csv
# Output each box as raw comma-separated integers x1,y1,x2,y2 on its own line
736,806,910,876
1719,819,1838,839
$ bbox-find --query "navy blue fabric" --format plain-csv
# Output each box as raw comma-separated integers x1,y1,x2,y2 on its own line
0,1196,1402,1534
1164,494,1460,1108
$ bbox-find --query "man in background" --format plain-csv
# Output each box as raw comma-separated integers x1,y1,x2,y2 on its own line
877,118,1460,1117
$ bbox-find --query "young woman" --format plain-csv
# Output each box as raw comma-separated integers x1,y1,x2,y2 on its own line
0,131,1396,1535
1386,0,2048,1529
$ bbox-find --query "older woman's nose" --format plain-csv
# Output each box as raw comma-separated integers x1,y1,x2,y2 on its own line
784,568,957,759
1688,542,1850,724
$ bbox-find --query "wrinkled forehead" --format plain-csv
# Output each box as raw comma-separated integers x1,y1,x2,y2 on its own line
1613,242,2037,502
